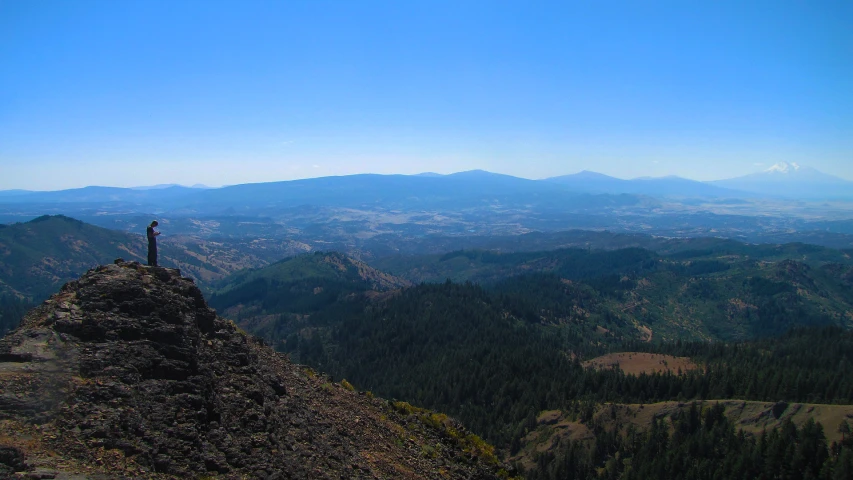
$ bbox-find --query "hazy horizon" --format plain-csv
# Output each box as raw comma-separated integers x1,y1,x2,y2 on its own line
2,1,851,190
3,162,853,192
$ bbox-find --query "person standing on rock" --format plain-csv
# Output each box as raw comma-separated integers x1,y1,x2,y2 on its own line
146,221,161,266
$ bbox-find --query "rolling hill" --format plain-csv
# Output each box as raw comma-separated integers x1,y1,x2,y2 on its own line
376,246,853,340
0,215,300,304
208,251,411,347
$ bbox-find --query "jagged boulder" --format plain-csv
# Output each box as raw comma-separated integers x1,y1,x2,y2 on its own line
0,260,504,479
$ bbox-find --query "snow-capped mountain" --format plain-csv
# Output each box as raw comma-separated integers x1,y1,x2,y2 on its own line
710,163,852,198
765,162,801,174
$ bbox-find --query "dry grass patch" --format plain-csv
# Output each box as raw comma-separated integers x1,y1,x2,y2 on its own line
513,400,853,473
610,400,853,444
582,352,698,376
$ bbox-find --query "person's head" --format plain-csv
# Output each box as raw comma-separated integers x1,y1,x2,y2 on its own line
151,221,158,227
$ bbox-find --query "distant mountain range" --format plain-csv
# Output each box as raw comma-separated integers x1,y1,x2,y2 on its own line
2,164,852,253
0,185,204,205
0,170,646,222
709,162,853,198
2,163,849,204
543,171,748,197
185,170,581,210
545,162,853,199
130,183,211,190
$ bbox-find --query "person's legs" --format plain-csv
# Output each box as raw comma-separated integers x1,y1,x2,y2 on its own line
148,244,157,266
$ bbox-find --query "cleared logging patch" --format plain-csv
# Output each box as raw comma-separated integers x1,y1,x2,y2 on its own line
582,352,698,376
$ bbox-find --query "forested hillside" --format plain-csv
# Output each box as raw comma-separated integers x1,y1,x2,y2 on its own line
523,402,853,480
296,286,853,437
0,215,237,300
303,290,853,478
208,251,410,343
373,243,853,284
0,215,317,336
0,294,33,337
207,246,853,479
0,214,308,307
374,247,853,341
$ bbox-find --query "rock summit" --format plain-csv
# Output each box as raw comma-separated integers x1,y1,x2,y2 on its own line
0,260,503,479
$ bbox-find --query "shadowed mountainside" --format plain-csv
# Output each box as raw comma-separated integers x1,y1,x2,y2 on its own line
208,251,412,348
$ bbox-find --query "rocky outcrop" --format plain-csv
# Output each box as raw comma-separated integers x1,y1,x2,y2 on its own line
0,260,503,479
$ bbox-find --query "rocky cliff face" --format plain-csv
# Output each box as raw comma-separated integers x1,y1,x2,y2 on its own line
0,260,503,479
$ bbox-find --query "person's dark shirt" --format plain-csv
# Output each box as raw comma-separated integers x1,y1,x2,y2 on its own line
147,226,157,245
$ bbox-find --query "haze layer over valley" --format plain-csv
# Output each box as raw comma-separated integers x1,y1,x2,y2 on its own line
2,164,853,262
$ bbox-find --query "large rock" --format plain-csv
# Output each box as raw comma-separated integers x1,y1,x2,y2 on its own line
0,260,503,479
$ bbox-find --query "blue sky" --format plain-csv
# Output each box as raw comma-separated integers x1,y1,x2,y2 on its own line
1,0,851,190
